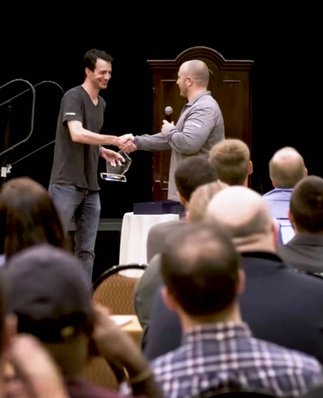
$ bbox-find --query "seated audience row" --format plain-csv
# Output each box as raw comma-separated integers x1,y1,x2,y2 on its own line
143,186,323,368
150,222,323,398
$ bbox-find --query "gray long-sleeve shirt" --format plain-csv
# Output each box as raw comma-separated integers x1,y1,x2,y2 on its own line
135,91,225,200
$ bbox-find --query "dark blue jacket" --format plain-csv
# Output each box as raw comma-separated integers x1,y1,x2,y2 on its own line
143,252,323,364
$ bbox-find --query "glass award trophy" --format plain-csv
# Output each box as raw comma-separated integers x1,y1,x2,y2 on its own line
100,150,132,183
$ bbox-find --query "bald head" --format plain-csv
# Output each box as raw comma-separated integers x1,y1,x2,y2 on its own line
206,186,274,248
269,147,307,188
179,60,209,87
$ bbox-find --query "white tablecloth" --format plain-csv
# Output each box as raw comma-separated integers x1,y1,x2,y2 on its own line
119,212,179,264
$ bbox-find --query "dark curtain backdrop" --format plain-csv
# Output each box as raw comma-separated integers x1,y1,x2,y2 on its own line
1,5,322,218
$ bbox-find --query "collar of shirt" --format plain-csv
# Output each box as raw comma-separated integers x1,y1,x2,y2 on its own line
182,321,252,345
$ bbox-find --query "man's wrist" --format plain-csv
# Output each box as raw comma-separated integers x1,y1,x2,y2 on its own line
134,136,141,149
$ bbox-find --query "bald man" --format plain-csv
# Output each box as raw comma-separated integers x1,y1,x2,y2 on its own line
144,186,323,364
133,59,225,201
263,147,307,243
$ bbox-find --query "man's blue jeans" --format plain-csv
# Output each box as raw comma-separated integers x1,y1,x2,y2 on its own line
49,184,101,284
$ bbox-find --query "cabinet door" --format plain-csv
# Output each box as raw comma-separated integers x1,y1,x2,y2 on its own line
148,46,253,200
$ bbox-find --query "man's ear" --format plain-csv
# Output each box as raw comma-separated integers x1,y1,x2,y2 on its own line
272,219,281,249
288,209,298,231
248,160,253,176
236,269,245,296
161,286,178,311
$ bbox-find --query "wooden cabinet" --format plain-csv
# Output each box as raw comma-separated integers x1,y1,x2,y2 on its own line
147,46,254,200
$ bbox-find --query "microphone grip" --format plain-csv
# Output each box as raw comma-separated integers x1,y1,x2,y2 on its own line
164,106,173,123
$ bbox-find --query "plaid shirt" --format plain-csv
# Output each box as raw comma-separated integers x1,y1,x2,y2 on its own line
152,322,323,398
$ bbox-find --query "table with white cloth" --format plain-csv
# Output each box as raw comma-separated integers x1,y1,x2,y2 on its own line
119,212,179,264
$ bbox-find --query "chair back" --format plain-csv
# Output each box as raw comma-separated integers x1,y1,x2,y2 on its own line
93,264,147,314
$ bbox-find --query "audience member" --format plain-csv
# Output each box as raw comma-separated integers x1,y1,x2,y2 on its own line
146,155,217,262
151,222,323,398
135,180,227,338
0,177,70,264
134,59,224,201
278,175,323,275
144,186,323,364
0,264,69,397
187,180,228,222
136,157,218,335
2,244,162,398
208,138,252,186
263,146,308,243
136,181,229,345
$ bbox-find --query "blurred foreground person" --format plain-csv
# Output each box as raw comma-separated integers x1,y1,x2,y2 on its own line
0,177,69,266
144,187,323,364
3,244,163,398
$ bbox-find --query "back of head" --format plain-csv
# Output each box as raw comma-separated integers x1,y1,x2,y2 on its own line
175,156,217,202
160,222,240,316
269,146,307,188
208,138,251,185
188,180,228,223
4,243,94,342
0,177,68,258
206,186,273,248
180,59,210,87
290,175,323,233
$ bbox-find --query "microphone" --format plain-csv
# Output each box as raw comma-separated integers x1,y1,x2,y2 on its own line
164,106,173,123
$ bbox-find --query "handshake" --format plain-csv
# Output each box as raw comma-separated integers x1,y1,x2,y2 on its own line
117,133,137,153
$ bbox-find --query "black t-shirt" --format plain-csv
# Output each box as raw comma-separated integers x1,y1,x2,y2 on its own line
50,85,106,191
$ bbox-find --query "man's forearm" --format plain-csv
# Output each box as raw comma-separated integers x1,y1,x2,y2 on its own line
135,133,170,151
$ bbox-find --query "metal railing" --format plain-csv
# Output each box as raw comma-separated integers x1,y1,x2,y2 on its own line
0,79,64,176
